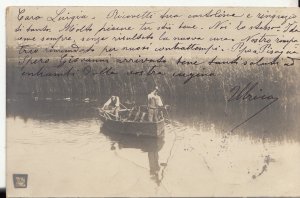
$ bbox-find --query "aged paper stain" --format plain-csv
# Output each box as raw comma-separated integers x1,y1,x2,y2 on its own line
6,7,300,197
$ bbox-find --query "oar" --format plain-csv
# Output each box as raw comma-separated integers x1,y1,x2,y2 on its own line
161,105,179,125
104,111,113,119
103,112,109,119
119,102,128,110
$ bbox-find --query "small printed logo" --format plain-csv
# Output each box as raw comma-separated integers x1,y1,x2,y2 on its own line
13,174,28,188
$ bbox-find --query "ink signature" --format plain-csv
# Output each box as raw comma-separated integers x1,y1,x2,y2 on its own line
228,81,279,132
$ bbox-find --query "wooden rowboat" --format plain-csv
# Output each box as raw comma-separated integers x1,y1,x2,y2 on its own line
99,107,165,137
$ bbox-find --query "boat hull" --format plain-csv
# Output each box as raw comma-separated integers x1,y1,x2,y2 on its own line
99,114,165,137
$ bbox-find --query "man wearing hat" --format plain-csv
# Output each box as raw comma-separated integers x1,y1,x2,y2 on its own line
148,86,163,122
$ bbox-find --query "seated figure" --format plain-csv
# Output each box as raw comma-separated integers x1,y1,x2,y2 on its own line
102,96,120,119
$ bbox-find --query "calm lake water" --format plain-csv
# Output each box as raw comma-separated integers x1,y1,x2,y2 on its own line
6,99,300,196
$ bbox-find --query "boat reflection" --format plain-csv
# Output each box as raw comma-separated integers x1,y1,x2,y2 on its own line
100,126,165,185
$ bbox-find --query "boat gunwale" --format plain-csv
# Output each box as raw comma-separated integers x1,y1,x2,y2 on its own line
99,111,165,124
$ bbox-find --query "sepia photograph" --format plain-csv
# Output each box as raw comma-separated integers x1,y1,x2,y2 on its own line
5,6,300,197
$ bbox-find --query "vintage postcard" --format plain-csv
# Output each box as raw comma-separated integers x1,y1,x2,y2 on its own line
6,6,300,197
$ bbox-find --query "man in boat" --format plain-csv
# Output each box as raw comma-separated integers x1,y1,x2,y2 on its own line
102,95,120,119
148,86,163,122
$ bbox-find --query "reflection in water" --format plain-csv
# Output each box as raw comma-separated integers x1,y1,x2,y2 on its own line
6,98,299,142
5,99,300,187
101,126,165,185
6,99,300,196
